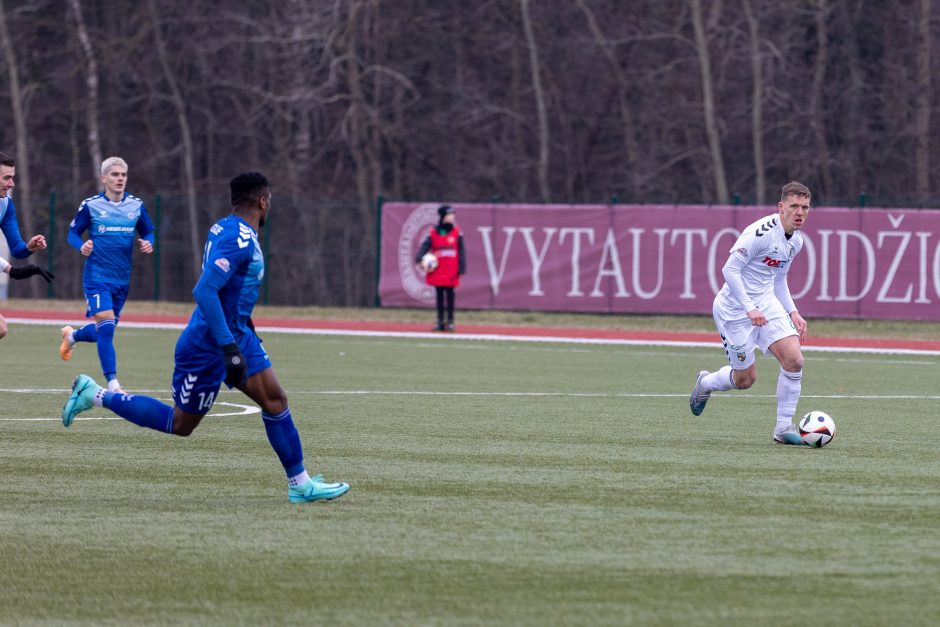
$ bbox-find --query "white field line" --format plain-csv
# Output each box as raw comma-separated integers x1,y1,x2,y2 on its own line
9,316,940,356
0,400,258,422
2,388,937,402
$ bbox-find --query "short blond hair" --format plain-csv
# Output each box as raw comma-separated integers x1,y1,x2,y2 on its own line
100,156,128,176
780,181,811,201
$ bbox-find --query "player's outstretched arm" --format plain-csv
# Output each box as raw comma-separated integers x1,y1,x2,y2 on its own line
0,200,33,258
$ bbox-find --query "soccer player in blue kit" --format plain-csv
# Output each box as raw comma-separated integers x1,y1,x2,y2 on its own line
1,151,50,338
59,157,154,393
61,172,350,503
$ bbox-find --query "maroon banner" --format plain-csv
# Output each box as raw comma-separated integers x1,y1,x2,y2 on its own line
378,202,940,320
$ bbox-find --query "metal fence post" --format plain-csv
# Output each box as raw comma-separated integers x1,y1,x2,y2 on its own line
153,194,161,301
47,192,55,299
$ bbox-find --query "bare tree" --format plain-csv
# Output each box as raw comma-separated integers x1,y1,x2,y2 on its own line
147,0,200,280
915,0,931,204
574,0,642,196
67,0,101,181
810,0,834,198
0,0,33,235
520,0,551,202
690,0,729,204
742,0,765,205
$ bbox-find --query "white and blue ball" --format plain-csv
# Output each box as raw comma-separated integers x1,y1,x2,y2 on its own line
799,410,836,448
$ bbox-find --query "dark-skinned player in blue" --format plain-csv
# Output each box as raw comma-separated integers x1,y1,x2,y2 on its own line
62,172,349,503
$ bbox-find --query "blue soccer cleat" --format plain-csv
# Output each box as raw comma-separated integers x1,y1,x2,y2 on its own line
61,374,101,427
689,370,710,416
288,474,350,503
773,424,806,446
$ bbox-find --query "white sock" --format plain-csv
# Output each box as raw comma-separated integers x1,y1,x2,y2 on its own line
93,388,106,407
67,330,76,346
776,368,803,430
701,366,736,392
289,470,311,487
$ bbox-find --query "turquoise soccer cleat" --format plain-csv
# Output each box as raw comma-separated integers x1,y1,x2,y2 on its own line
288,474,350,503
773,424,806,446
61,374,101,427
689,370,710,416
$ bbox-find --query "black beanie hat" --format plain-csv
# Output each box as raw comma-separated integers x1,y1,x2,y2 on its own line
438,205,454,220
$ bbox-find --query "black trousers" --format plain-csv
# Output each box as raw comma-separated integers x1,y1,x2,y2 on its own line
435,286,455,323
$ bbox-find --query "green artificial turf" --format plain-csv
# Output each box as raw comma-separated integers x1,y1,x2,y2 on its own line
1,324,939,625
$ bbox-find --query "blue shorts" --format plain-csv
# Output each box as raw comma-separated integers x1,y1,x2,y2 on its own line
171,329,271,415
84,282,130,319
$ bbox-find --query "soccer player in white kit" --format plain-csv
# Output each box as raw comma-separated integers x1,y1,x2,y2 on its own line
689,181,811,444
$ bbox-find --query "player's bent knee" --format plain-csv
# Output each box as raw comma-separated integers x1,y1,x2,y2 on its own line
172,412,203,437
734,372,757,389
783,354,804,373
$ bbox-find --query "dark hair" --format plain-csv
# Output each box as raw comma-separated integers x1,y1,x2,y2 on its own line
230,172,269,207
0,152,14,168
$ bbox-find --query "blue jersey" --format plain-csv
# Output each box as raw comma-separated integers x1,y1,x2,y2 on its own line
68,191,154,286
185,214,264,351
0,195,32,258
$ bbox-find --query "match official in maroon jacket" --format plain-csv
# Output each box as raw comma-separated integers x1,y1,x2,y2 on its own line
415,205,466,331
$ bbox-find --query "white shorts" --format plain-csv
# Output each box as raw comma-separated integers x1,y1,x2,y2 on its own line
712,308,797,370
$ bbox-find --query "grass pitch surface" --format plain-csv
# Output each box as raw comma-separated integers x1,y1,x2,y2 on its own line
2,324,940,626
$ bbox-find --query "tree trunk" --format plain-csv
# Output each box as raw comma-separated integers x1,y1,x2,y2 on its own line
915,0,931,204
148,0,201,280
67,0,102,181
742,0,765,205
690,0,729,204
520,0,551,202
811,0,834,198
0,0,33,235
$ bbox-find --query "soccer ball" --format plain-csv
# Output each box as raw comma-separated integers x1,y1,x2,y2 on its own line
799,410,836,448
420,253,438,272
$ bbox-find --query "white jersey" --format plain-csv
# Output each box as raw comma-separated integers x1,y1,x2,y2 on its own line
714,213,804,320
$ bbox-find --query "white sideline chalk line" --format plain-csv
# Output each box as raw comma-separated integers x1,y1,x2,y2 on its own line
0,400,259,422
1,387,937,401
8,317,940,356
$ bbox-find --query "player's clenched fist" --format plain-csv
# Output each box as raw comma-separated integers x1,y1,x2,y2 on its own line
80,239,94,256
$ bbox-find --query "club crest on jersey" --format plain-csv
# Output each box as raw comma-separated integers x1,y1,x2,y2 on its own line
214,258,230,273
737,352,747,362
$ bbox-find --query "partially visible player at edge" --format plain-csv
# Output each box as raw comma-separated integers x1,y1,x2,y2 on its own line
0,151,50,339
59,157,154,394
62,172,349,503
689,181,811,445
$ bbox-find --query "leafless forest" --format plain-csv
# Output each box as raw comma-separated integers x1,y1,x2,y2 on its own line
0,0,935,305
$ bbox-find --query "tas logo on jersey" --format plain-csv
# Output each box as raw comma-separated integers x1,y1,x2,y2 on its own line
762,256,786,268
755,218,777,237
210,224,224,235
214,258,230,273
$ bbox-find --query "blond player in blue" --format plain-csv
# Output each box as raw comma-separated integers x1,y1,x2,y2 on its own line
61,172,349,503
59,157,154,393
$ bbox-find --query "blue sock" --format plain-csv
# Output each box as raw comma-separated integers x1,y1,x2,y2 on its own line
103,392,175,434
96,319,117,380
73,323,97,343
262,408,305,477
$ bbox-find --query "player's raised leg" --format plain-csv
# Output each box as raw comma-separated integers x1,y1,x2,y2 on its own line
238,366,349,503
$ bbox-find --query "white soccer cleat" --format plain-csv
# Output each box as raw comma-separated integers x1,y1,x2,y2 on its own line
773,424,805,446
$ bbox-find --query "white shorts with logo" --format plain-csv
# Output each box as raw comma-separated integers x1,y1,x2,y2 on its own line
712,304,797,370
